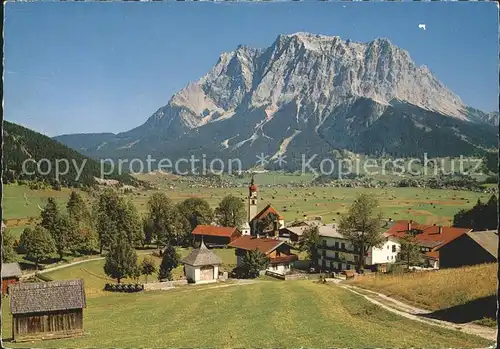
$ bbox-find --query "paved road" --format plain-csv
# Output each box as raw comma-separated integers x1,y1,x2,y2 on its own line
333,281,497,342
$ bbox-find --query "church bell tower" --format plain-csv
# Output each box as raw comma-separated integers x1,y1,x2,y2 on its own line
248,175,258,222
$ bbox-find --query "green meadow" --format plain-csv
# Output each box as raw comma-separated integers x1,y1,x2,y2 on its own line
2,280,492,348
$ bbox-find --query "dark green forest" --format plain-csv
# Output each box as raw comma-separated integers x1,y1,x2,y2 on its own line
453,195,498,231
2,121,139,188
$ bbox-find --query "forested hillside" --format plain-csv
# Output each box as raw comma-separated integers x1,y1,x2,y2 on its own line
2,121,139,188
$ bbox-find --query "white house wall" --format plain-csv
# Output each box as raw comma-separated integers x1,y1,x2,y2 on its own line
185,265,197,282
267,263,291,275
317,236,400,270
369,239,400,265
185,264,220,284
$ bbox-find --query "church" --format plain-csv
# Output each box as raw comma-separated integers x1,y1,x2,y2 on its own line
229,176,298,275
241,176,286,237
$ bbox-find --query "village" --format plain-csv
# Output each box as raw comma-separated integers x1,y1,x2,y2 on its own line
1,175,498,345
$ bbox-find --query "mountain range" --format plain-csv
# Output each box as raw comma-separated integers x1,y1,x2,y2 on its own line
54,32,499,172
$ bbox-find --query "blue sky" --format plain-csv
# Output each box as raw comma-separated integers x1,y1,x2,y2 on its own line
4,1,498,137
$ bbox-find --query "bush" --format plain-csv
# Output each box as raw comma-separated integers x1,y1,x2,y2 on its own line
387,263,406,275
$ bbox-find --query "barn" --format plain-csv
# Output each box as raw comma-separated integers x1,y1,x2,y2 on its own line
191,225,242,248
436,230,498,269
9,279,86,342
2,262,22,295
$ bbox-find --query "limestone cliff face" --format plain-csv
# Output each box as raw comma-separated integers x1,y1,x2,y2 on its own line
54,33,498,168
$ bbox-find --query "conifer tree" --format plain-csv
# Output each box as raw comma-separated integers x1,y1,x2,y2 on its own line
241,249,269,278
158,243,180,281
40,197,59,232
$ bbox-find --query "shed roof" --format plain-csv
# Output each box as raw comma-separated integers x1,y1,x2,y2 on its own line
466,230,498,259
228,235,289,255
10,279,86,315
285,223,343,239
191,225,239,238
1,262,22,278
181,242,222,266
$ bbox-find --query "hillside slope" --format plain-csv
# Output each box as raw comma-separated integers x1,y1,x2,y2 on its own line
348,263,497,323
2,121,139,187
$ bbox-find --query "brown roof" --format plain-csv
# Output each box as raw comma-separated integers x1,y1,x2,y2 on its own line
425,251,440,260
2,262,22,278
181,242,222,266
251,204,284,221
192,225,239,238
10,279,86,315
466,230,498,259
270,255,298,264
228,235,285,255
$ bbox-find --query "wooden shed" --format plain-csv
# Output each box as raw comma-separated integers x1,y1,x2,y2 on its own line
9,279,86,342
2,262,22,295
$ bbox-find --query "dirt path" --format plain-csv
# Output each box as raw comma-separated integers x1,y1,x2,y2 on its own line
334,281,497,342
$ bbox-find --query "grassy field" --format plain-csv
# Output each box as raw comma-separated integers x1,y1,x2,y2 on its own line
129,185,491,225
42,248,237,297
2,280,492,348
348,263,497,325
3,174,493,231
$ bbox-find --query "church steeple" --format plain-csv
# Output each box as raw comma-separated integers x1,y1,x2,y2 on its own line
248,174,258,222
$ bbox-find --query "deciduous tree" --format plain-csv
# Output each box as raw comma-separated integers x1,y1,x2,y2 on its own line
396,235,425,268
298,225,320,266
141,256,157,284
338,194,385,273
103,232,138,283
2,228,17,263
20,226,56,270
176,198,214,231
214,195,246,228
95,189,143,253
146,193,186,248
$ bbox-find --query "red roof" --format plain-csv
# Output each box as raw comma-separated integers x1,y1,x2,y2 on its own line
384,220,471,252
249,184,257,192
192,225,239,237
251,204,284,221
228,235,284,254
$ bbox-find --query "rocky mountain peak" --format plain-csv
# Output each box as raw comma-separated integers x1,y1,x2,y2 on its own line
120,33,481,142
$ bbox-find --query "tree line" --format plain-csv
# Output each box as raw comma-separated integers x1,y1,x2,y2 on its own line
2,189,249,281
